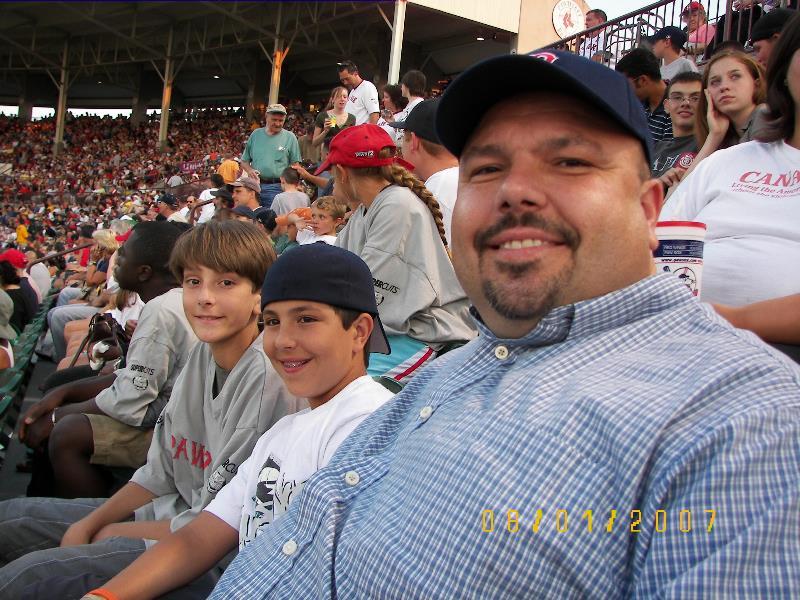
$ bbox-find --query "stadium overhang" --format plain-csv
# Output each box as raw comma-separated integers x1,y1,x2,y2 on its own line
0,1,532,112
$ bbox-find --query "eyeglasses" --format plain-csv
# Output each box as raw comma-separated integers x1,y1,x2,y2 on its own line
667,93,701,104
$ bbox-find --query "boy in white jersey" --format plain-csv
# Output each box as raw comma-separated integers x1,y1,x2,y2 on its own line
79,242,394,600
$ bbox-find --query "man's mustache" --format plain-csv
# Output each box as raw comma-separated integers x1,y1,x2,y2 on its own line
474,212,580,251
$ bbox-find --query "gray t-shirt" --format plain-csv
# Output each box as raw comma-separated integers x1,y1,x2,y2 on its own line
335,185,477,346
271,191,310,215
95,288,199,428
651,134,699,178
131,335,304,536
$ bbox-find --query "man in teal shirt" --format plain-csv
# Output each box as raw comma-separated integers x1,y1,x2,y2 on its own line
240,104,301,208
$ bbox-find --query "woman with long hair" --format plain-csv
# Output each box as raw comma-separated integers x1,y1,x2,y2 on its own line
316,124,476,381
696,51,766,152
312,86,356,153
660,14,800,312
666,50,767,193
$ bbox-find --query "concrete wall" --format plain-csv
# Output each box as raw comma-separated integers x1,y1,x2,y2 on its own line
515,0,591,54
409,0,521,33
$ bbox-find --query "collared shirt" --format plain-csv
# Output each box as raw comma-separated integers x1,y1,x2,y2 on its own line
212,275,800,599
643,99,673,142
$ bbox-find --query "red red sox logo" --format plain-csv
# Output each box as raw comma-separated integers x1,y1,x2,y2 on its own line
529,51,559,63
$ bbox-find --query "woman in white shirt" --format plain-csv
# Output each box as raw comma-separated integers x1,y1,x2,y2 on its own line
661,19,800,310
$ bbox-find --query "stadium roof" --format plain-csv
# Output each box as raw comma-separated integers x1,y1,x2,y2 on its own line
0,1,515,108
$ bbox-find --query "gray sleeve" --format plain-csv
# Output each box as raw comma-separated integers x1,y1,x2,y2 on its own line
130,404,176,497
359,199,437,334
95,336,179,427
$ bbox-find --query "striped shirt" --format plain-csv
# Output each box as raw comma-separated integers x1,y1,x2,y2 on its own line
644,99,673,142
211,275,800,599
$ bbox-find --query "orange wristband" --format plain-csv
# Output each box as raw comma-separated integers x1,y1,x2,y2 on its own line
86,589,120,600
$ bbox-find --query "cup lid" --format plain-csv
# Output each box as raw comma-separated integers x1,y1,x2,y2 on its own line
656,221,707,229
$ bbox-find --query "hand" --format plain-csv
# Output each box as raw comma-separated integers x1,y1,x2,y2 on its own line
21,416,54,450
124,319,138,338
323,118,334,130
19,389,66,443
291,164,310,179
659,167,688,189
61,519,96,547
705,89,730,139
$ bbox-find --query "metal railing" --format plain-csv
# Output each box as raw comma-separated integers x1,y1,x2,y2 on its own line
541,0,790,66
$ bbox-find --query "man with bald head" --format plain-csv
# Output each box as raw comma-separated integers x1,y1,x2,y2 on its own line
209,52,800,598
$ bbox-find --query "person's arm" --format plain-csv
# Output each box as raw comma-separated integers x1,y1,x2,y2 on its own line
367,112,380,124
292,164,328,188
61,481,157,546
713,294,800,345
312,122,330,147
86,512,238,600
240,138,258,178
665,90,729,202
240,160,258,179
18,374,117,446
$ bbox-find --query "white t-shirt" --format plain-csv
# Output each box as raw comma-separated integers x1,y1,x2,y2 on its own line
205,375,394,548
579,31,606,60
197,189,219,223
346,80,380,125
660,140,800,306
425,166,459,247
296,228,336,246
661,57,699,82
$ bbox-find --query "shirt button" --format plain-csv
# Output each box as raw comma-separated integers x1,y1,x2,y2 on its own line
419,405,433,420
344,470,360,486
494,345,509,360
282,539,298,556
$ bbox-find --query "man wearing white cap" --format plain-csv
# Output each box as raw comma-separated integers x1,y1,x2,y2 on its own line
240,104,301,209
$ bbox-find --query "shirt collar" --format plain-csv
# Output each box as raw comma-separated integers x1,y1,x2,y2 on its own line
471,274,693,348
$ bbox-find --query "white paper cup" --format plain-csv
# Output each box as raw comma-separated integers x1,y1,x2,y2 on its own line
654,221,707,297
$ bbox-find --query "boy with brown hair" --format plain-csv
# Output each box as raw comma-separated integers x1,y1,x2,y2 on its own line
0,221,301,598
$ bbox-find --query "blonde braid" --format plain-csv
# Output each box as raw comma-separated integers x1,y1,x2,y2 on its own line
385,164,449,252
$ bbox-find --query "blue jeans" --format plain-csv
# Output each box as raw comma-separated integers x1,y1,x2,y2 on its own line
259,183,283,209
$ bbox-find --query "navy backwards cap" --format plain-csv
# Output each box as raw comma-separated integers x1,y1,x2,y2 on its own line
436,50,654,164
388,98,441,143
157,192,179,207
260,242,391,354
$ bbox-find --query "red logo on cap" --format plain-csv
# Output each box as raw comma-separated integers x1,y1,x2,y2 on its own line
528,51,559,63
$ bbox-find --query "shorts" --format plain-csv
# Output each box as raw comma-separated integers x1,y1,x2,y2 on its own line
368,334,437,383
86,414,154,467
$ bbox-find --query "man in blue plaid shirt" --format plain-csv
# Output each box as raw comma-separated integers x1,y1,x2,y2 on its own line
209,52,799,598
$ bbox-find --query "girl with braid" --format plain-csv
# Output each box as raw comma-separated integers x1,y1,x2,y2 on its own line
314,124,476,381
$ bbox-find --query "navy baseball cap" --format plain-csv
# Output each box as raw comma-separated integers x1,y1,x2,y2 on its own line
260,243,391,354
436,51,653,164
210,188,233,202
232,205,256,220
388,98,441,143
157,192,179,208
648,26,688,49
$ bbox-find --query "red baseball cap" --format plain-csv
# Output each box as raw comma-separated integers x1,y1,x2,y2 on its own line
0,249,27,269
681,2,704,14
314,124,414,175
